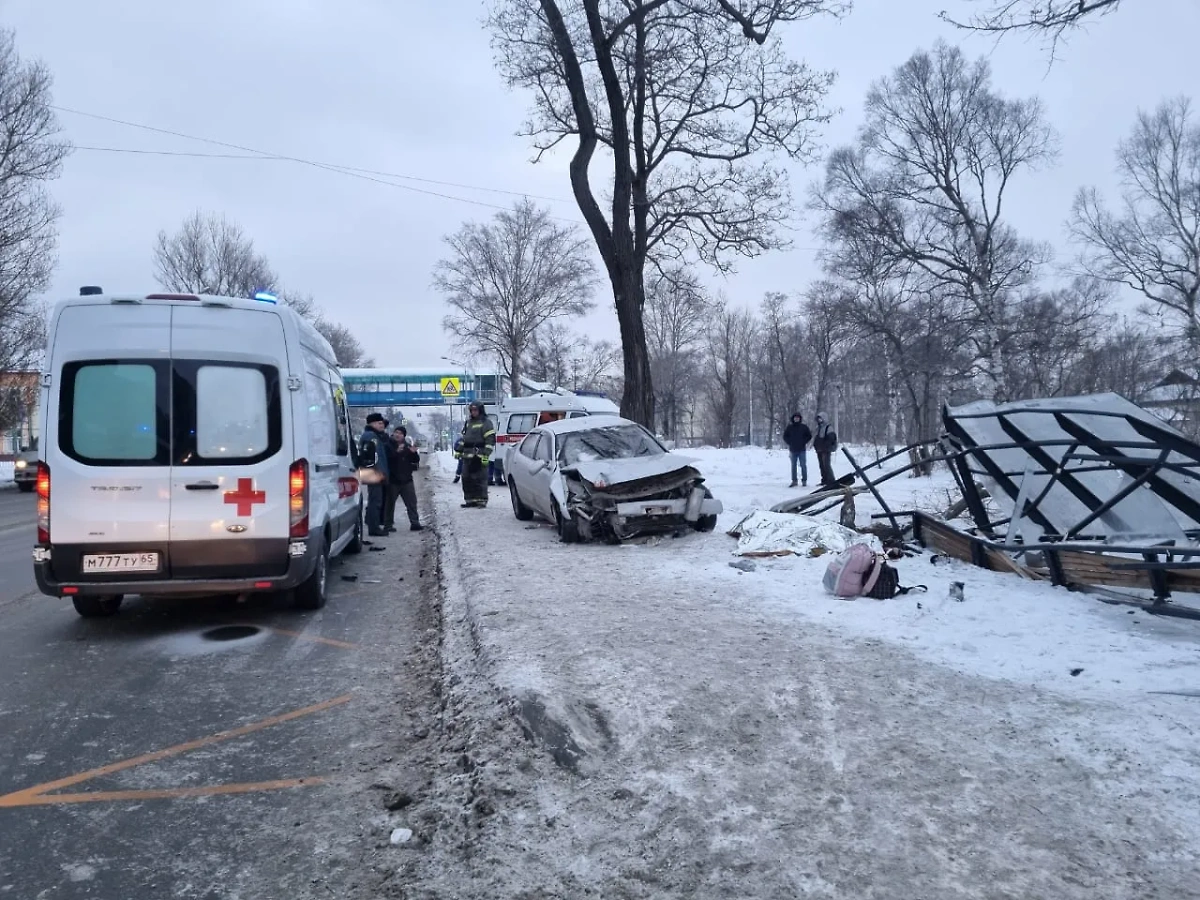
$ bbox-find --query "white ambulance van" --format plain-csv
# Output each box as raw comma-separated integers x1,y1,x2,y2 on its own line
492,392,620,479
33,288,364,617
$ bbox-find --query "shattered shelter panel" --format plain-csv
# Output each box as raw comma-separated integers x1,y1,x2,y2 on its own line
943,393,1200,545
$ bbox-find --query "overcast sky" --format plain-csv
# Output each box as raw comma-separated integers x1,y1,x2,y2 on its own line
7,0,1196,371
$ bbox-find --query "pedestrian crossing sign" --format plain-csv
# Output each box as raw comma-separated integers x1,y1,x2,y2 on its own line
439,377,461,398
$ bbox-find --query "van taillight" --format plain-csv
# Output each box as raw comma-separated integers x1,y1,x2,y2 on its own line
36,462,50,543
289,459,309,538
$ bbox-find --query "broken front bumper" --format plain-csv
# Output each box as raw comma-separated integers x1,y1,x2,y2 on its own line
612,492,723,522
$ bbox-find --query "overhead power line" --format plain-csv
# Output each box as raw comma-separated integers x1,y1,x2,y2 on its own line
52,104,578,214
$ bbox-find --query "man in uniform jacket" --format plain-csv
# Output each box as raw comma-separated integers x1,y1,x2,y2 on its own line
360,413,390,536
782,412,812,488
455,401,496,508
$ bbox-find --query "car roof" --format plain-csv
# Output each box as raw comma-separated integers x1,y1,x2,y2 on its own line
536,414,637,436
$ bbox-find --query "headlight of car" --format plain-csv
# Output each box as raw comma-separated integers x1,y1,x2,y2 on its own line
14,460,26,469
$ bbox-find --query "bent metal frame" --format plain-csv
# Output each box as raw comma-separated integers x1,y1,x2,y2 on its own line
832,394,1200,617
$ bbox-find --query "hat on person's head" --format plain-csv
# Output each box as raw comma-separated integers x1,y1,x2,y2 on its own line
817,411,827,420
366,413,386,424
394,425,407,435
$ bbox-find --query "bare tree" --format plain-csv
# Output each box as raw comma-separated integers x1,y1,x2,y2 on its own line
0,29,70,423
489,0,844,426
759,292,810,425
941,0,1123,40
702,300,754,447
314,319,374,368
1071,97,1200,352
153,211,277,297
434,199,596,397
800,281,852,415
645,267,711,440
814,42,1056,401
525,322,579,388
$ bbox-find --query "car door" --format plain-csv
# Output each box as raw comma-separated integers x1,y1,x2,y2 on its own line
301,362,340,548
45,302,174,582
168,303,293,579
330,374,361,543
529,431,558,519
509,432,539,507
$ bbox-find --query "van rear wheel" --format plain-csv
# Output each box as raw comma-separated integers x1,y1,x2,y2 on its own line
73,594,123,618
293,539,328,610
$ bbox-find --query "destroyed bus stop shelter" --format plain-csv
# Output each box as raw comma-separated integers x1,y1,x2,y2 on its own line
790,393,1200,614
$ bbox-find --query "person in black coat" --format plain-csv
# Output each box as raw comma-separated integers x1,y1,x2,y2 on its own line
781,412,812,487
387,426,424,531
812,412,838,486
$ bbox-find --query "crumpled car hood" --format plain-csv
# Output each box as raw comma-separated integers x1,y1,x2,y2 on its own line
563,453,702,487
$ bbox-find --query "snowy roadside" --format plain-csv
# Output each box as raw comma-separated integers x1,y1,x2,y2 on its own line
415,446,1200,899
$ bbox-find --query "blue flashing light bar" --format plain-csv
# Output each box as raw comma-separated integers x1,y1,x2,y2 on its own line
254,291,278,304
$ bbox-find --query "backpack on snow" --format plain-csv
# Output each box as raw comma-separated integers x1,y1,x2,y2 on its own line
823,545,925,599
823,544,882,598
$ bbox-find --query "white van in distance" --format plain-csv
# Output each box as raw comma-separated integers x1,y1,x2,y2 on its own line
33,288,364,617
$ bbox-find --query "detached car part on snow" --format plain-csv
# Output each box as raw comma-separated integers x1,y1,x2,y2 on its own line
506,415,723,543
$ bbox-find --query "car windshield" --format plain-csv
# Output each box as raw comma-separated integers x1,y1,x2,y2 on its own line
558,425,665,465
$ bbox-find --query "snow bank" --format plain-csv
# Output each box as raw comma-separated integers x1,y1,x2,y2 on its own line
420,445,1200,898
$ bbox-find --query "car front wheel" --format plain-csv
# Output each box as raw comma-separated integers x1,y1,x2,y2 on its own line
510,481,534,521
553,500,580,544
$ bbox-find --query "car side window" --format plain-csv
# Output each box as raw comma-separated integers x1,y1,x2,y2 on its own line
519,434,540,458
535,434,554,463
568,411,588,418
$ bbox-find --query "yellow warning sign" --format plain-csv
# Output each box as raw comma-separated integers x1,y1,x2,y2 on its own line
439,377,461,397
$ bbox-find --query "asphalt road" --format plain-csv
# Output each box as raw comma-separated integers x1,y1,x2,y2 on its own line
0,487,444,899
0,488,37,608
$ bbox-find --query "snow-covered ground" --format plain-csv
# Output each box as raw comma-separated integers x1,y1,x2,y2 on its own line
410,445,1200,899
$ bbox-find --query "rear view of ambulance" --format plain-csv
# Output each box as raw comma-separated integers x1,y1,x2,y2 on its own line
34,289,364,617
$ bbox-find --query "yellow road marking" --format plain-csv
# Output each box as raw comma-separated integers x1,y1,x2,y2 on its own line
0,694,352,809
6,779,324,807
270,627,359,650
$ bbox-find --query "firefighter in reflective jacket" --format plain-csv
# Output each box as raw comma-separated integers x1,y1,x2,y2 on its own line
455,401,496,508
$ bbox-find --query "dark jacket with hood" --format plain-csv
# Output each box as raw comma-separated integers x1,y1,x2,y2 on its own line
782,414,812,453
387,434,421,485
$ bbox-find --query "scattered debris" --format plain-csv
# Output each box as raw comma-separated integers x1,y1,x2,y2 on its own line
1070,668,1084,677
728,511,881,558
389,827,413,845
729,559,757,573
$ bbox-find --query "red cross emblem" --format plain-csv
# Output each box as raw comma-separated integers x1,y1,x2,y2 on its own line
223,478,266,517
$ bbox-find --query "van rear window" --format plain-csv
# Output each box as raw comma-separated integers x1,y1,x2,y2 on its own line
196,366,270,458
60,361,170,465
173,361,282,465
506,413,537,434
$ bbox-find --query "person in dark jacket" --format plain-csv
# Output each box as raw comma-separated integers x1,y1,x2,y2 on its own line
387,425,424,531
455,401,495,508
812,411,838,487
781,412,812,488
360,413,390,536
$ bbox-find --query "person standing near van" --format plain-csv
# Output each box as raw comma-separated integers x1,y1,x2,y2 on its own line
813,412,838,487
360,413,390,536
782,412,812,488
389,425,425,531
455,401,495,508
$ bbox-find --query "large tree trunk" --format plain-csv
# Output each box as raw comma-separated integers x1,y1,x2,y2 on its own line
614,268,654,426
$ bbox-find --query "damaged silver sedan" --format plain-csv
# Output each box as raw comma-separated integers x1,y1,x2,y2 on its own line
506,415,723,543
